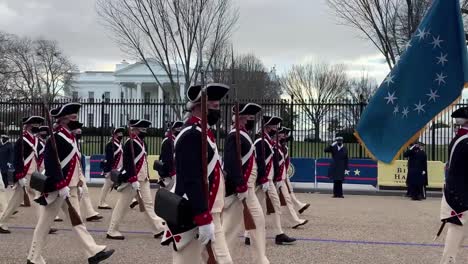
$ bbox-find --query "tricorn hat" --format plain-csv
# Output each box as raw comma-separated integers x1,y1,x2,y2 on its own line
452,107,468,119
50,103,81,118
187,83,230,103
279,127,291,135
113,127,125,134
129,119,152,128
22,116,45,125
231,103,262,116
171,121,184,130
263,116,282,126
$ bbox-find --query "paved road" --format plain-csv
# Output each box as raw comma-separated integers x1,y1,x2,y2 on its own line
0,187,464,264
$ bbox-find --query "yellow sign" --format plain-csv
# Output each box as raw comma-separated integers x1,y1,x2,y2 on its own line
147,155,161,180
378,160,445,188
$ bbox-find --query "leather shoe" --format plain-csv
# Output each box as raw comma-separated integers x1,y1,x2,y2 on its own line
298,204,310,214
98,206,112,210
129,200,139,209
154,231,164,239
26,260,34,264
48,228,58,234
106,234,125,240
88,249,115,264
292,220,308,229
86,215,104,222
0,227,11,234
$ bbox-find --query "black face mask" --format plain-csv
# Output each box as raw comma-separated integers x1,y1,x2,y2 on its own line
31,127,40,134
40,134,48,139
75,134,82,140
245,120,255,131
116,136,123,141
207,109,221,126
268,130,277,137
280,139,286,144
68,121,81,131
139,131,147,139
173,131,180,137
337,142,343,147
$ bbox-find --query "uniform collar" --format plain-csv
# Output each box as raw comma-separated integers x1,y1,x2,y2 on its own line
457,127,468,136
23,130,35,142
56,125,75,140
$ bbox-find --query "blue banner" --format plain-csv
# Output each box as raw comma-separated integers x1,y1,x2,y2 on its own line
289,158,315,183
89,154,105,179
316,159,378,186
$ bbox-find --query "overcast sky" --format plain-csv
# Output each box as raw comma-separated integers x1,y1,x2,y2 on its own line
0,0,392,82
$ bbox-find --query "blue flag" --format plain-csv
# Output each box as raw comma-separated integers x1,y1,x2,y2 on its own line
356,0,468,163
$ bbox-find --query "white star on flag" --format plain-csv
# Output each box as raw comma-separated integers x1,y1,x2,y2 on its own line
383,74,394,86
393,105,399,115
416,28,429,40
345,170,350,175
405,41,412,50
384,91,398,104
435,72,447,85
431,36,444,49
436,53,448,66
402,107,410,118
426,89,440,102
414,101,426,114
354,169,361,176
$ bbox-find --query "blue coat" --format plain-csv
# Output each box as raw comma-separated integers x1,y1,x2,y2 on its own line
324,144,349,181
403,148,428,186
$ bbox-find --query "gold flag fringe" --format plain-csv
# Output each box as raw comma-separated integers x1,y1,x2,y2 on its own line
354,85,467,164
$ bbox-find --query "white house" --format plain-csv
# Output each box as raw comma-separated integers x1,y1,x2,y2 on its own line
70,60,186,128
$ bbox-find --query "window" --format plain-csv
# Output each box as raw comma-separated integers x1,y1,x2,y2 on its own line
144,92,151,103
88,113,94,127
103,113,110,128
104,92,110,103
88,91,95,103
72,91,79,101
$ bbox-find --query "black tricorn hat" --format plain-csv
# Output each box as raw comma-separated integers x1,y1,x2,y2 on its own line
129,119,152,128
187,83,230,103
171,121,184,130
263,116,282,126
39,126,50,134
113,127,125,134
50,102,81,118
231,103,262,116
279,127,291,135
452,107,468,119
22,116,45,125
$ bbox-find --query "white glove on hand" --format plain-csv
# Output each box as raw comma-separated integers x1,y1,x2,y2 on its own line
422,171,426,175
131,181,140,191
58,186,70,200
275,181,283,189
331,141,338,147
237,191,248,201
261,182,269,193
198,222,215,245
18,178,28,187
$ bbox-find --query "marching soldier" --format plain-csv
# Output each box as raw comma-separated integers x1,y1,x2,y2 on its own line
27,102,114,264
170,84,232,264
253,116,296,245
98,127,125,210
279,128,310,214
0,116,44,234
106,119,165,240
439,107,468,264
36,126,50,173
223,103,269,264
155,121,183,190
70,122,103,222
0,135,14,189
276,127,308,228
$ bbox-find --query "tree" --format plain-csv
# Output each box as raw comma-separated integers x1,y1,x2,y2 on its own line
0,34,76,101
327,0,468,70
281,62,348,141
96,0,239,101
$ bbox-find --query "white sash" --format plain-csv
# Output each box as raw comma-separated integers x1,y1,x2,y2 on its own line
113,141,123,156
57,132,79,169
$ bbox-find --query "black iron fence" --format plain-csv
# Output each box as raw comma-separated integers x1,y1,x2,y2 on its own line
0,98,467,161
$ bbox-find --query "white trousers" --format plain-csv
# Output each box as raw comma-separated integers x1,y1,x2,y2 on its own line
440,223,468,264
80,181,99,219
27,187,105,264
256,180,283,236
285,177,307,210
98,173,114,207
172,213,233,264
107,180,165,237
279,180,304,226
224,187,269,264
0,181,40,229
0,174,6,214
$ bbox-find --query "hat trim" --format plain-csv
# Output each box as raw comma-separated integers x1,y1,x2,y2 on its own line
51,102,82,117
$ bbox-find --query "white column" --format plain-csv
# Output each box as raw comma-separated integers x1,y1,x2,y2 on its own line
136,82,142,100
158,85,164,101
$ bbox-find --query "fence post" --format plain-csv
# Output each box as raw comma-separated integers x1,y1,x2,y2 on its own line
289,95,294,157
358,95,365,158
431,121,436,160
100,95,105,154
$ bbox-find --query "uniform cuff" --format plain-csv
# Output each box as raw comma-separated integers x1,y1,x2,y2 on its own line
128,176,138,183
258,177,268,185
193,212,213,226
236,184,248,193
15,172,25,180
273,177,282,183
56,180,67,190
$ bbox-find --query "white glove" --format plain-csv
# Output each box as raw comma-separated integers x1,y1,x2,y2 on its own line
422,171,426,175
58,186,70,199
198,222,215,245
331,141,338,147
261,182,269,193
237,191,248,201
131,181,141,191
18,178,28,187
275,181,283,189
7,163,12,168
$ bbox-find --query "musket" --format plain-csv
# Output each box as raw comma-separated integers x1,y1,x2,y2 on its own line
261,115,275,215
200,86,217,264
275,129,287,206
127,124,146,213
232,48,256,231
43,101,82,226
19,122,31,207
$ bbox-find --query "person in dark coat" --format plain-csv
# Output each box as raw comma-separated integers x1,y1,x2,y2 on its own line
403,142,428,201
324,136,349,198
156,120,183,190
0,135,14,187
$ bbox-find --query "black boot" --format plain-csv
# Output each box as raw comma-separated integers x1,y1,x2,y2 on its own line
244,237,251,245
88,249,115,264
275,234,296,245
